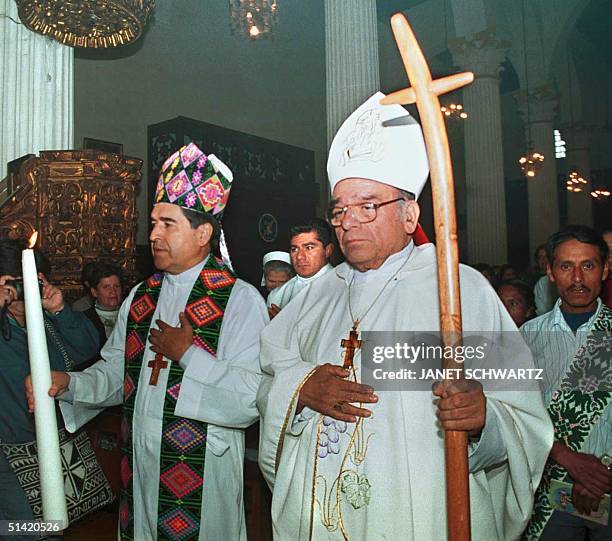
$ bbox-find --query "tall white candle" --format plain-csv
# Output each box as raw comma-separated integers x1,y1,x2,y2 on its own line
22,247,69,528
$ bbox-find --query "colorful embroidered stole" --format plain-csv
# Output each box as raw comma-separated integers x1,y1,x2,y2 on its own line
119,257,236,541
524,306,612,540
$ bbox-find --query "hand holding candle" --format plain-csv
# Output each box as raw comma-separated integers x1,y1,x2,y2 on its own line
22,233,69,528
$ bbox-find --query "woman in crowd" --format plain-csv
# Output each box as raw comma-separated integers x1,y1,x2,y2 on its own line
82,262,124,346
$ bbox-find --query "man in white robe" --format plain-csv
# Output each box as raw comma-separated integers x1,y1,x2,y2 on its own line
27,143,268,541
257,93,553,540
267,218,334,318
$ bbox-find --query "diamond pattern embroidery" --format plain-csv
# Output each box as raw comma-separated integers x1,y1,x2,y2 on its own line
160,463,203,499
196,177,224,211
167,383,181,401
166,171,193,203
200,269,235,290
146,274,163,288
129,294,156,323
163,419,206,454
159,508,199,541
193,335,216,356
123,374,136,401
125,331,145,361
185,297,223,327
180,142,203,168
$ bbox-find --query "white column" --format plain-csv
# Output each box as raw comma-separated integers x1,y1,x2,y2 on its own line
515,86,559,252
325,0,380,147
0,0,73,183
451,30,509,264
564,123,593,226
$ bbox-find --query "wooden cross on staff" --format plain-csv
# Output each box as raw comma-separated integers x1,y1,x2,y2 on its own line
148,352,168,386
381,13,474,541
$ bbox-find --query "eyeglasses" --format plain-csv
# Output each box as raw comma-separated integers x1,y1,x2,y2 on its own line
327,198,405,226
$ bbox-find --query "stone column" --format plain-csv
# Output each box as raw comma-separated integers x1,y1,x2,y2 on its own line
515,86,559,252
564,123,593,226
0,0,73,183
451,30,509,264
325,0,380,147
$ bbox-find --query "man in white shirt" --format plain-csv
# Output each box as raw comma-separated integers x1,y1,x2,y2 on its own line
521,225,611,541
267,218,334,318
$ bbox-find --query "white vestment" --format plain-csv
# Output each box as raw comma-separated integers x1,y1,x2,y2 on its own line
257,243,553,541
59,258,268,541
267,264,333,309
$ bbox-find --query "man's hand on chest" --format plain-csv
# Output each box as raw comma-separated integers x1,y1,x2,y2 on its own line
149,312,194,362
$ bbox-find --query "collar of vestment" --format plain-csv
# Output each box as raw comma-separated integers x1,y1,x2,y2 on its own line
336,241,432,285
549,297,603,332
164,256,209,286
295,263,333,286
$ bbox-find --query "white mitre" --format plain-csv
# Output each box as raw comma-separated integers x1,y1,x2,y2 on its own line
327,91,430,198
261,250,292,286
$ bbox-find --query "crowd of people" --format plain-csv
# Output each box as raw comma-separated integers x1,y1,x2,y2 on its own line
0,91,610,541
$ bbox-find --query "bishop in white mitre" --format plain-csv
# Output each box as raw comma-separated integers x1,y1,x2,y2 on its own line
257,93,553,541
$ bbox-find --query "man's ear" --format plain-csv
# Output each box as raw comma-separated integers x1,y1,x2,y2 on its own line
403,200,420,236
603,260,609,282
196,222,214,247
324,243,334,260
90,287,98,299
546,263,556,283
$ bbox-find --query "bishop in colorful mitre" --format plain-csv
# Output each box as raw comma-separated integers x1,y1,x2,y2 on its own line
38,142,268,540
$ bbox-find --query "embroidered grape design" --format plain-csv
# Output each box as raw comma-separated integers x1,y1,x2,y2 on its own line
318,416,348,458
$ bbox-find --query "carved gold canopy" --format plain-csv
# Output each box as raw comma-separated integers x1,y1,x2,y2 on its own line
0,150,142,300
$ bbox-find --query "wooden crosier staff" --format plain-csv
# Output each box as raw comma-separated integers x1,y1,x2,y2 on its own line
380,13,474,541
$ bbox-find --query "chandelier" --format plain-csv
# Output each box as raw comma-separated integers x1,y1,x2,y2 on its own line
590,188,611,200
229,0,278,40
565,170,588,193
440,103,468,120
15,0,155,48
519,149,544,179
517,0,544,179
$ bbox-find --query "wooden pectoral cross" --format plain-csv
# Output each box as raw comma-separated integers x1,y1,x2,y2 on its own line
341,326,362,369
148,352,168,386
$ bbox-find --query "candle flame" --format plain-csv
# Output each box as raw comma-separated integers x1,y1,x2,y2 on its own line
28,231,38,248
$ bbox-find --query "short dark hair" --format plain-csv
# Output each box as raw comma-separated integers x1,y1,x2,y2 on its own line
81,261,97,288
546,225,609,265
0,238,51,277
496,279,535,309
290,218,332,246
264,260,294,276
89,262,124,289
180,207,221,252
